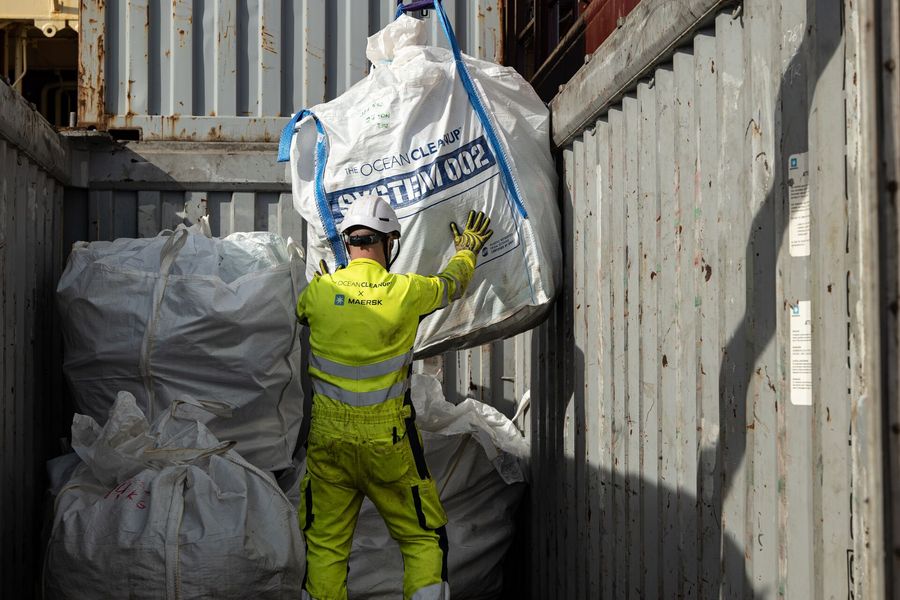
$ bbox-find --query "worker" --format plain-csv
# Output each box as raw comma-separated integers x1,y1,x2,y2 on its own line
295,194,494,600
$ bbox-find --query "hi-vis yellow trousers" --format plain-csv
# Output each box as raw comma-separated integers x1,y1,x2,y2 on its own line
299,396,450,600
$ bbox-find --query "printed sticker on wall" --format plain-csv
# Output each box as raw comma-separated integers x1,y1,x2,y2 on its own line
790,300,813,406
788,153,811,257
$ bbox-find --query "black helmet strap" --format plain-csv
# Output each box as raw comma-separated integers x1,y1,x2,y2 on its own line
386,239,400,271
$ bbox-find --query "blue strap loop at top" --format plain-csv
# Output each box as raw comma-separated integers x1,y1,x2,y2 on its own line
395,0,434,15
396,0,528,220
277,109,348,266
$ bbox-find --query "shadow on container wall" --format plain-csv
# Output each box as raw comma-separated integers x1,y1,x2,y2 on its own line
518,0,847,595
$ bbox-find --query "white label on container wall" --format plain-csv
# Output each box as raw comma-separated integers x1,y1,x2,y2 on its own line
790,300,813,406
788,153,811,257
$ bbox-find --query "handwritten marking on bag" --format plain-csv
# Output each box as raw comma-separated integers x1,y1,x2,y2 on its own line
358,101,390,129
104,478,150,509
329,136,497,220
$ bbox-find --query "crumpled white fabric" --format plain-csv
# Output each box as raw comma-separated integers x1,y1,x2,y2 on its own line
366,13,427,64
410,372,530,484
44,392,305,600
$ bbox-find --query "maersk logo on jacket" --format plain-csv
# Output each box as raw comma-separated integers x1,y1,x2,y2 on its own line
327,136,497,221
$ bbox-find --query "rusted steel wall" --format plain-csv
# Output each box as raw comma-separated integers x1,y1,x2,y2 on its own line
65,188,305,244
532,0,889,597
77,0,502,141
0,80,67,598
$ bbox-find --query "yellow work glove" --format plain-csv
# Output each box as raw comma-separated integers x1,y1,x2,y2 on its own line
450,210,494,254
314,259,335,278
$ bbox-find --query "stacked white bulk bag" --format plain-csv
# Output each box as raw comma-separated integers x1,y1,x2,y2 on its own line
56,221,306,472
279,2,561,356
280,374,528,597
43,393,305,600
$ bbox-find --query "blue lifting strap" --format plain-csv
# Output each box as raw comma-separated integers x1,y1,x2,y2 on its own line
277,109,348,266
396,0,528,219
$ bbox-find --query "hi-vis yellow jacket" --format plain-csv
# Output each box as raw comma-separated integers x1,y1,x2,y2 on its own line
295,250,476,406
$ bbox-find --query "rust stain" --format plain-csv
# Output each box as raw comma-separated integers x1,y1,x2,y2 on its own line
745,118,762,138
261,27,278,54
126,79,135,116
78,29,108,129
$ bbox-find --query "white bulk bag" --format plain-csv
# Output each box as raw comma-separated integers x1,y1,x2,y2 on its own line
281,374,528,598
43,393,305,600
56,222,306,472
279,3,560,357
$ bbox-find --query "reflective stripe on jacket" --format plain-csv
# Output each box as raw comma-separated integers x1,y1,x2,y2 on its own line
295,250,476,406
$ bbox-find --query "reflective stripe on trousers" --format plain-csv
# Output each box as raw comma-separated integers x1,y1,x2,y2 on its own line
411,582,450,600
301,583,449,600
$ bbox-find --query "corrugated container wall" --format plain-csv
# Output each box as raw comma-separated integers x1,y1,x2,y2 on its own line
525,0,893,597
0,82,68,595
78,0,503,141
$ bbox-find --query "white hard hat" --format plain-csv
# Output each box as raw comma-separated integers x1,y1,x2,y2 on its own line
339,195,401,238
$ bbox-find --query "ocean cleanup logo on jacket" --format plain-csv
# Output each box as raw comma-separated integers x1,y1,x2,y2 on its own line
327,136,497,220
